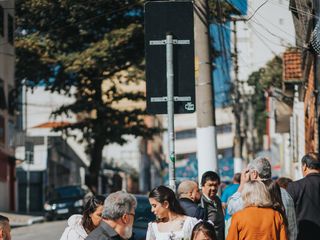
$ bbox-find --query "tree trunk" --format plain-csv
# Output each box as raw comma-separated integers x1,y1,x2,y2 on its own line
87,139,105,194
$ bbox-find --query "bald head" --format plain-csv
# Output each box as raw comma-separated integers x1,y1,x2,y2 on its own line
178,180,200,202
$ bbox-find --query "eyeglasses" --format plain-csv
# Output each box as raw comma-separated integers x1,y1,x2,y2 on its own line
127,212,135,217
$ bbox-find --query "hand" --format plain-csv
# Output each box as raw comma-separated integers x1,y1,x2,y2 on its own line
238,168,250,193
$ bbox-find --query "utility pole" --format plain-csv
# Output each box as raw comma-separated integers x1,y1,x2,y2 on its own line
232,19,243,173
194,0,218,182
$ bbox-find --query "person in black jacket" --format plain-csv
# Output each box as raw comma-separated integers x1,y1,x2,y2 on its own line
178,180,205,219
287,152,320,240
200,171,225,240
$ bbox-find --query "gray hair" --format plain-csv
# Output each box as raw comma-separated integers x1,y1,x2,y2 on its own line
248,156,271,179
177,180,197,197
102,191,137,220
242,180,272,208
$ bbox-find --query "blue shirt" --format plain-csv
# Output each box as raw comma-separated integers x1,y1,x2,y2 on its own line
221,183,239,220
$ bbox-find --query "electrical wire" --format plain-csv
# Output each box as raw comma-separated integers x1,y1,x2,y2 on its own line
246,0,270,21
271,0,319,20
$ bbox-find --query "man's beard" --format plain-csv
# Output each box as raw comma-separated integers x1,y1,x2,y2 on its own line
123,224,133,239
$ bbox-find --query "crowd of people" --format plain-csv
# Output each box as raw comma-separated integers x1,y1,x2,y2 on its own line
1,152,320,240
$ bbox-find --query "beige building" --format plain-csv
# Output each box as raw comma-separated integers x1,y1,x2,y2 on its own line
0,0,16,211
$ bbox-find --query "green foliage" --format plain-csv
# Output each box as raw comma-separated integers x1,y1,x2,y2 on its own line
259,56,283,89
247,55,283,149
208,0,242,22
15,0,160,190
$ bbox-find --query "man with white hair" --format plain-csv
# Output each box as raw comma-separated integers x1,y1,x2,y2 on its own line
177,180,204,219
86,191,137,240
227,156,297,240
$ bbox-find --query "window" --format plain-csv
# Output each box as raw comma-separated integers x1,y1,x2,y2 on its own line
7,14,14,45
216,123,232,134
176,129,196,140
0,6,3,37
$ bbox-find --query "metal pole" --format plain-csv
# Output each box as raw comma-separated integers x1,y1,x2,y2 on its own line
194,0,218,183
26,152,30,213
166,33,176,191
24,83,30,213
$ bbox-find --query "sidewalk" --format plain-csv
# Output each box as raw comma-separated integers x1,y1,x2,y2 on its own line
0,211,45,227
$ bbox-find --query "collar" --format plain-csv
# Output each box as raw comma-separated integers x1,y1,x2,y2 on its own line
306,172,320,177
202,193,214,203
179,197,195,203
100,220,121,238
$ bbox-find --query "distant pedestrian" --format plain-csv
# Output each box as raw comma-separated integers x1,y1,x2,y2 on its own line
85,191,137,240
191,221,217,240
287,152,320,240
146,185,197,240
221,172,240,220
227,156,297,240
178,180,205,219
60,195,105,240
226,180,287,240
200,171,225,240
0,215,10,240
277,177,293,189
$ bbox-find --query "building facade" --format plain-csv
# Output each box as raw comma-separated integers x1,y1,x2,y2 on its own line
0,0,15,211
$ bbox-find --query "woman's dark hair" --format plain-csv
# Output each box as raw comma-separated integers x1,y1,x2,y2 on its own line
149,185,185,216
82,195,105,233
276,177,292,189
262,179,288,235
191,221,217,240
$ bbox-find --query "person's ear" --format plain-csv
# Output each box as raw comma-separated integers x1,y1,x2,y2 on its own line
302,164,308,174
0,229,3,238
121,214,129,224
163,201,169,209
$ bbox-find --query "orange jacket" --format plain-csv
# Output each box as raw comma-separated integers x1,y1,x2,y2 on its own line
227,206,287,240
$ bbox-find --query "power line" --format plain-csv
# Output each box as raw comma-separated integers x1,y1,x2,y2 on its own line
271,0,319,20
250,19,295,47
249,25,278,55
247,0,269,21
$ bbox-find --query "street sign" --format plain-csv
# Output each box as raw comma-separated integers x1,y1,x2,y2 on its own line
145,1,195,114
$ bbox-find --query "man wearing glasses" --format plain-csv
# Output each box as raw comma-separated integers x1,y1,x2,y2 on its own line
86,191,137,240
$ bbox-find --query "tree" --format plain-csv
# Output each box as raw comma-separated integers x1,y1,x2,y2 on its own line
15,0,160,192
247,55,283,149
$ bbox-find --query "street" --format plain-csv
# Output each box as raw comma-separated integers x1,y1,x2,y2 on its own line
11,220,67,240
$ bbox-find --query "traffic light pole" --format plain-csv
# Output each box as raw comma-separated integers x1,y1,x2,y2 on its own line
166,33,176,192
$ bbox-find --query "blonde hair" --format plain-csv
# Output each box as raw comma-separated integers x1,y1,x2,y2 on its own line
241,180,272,208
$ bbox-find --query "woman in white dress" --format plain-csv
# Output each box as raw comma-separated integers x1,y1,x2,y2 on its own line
146,186,198,240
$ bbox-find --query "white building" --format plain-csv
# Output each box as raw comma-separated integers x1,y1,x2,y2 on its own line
235,0,297,178
15,87,89,211
237,0,295,81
